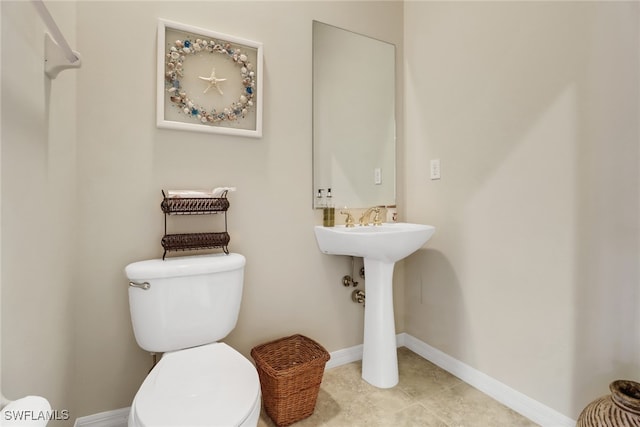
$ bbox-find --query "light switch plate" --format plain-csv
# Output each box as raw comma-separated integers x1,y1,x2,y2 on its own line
430,159,441,180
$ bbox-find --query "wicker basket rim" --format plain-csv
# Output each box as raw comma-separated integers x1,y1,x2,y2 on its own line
251,334,330,375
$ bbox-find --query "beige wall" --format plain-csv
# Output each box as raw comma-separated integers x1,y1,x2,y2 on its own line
403,0,639,420
1,1,78,425
2,0,404,422
4,0,638,424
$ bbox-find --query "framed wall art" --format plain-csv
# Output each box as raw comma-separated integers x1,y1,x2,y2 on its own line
157,19,263,138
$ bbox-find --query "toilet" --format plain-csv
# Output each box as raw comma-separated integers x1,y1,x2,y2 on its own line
125,253,261,427
0,395,51,427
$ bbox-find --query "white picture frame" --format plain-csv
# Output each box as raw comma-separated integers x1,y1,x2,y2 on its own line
157,19,263,138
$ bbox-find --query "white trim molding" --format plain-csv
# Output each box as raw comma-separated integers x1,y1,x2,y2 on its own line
326,343,363,369
326,333,575,427
74,334,575,427
400,333,576,427
73,407,129,427
325,335,406,370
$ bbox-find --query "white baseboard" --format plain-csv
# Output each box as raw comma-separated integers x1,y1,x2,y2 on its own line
326,342,363,369
73,407,128,427
400,333,576,427
74,334,575,427
325,334,406,370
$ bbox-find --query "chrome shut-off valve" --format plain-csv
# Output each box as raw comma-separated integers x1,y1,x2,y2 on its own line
352,289,365,305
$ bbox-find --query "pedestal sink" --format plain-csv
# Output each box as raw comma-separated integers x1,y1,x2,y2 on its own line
313,222,435,388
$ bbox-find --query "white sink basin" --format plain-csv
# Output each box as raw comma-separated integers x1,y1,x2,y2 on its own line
314,222,435,263
313,222,435,389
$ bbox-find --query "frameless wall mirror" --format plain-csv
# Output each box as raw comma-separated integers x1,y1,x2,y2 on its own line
313,20,396,209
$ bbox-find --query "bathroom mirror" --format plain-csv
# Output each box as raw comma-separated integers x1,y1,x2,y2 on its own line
313,21,396,209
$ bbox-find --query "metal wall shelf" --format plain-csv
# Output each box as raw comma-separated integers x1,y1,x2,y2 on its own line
160,190,230,259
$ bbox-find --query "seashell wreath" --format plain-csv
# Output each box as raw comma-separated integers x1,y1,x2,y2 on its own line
165,37,256,124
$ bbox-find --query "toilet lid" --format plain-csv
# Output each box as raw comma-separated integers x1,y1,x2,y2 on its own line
133,343,260,427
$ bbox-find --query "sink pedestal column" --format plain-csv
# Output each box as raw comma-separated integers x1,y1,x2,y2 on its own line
362,258,398,388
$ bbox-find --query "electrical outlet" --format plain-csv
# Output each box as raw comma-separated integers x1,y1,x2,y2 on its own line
430,159,441,180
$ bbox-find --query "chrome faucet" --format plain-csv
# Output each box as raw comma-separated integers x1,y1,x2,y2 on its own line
359,206,382,226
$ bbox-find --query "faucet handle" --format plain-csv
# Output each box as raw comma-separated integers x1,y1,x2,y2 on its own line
340,209,355,227
372,207,383,226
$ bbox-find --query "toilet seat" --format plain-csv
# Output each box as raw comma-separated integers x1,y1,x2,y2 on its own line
129,342,261,427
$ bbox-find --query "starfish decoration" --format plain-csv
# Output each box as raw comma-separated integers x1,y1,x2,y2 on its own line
198,67,226,95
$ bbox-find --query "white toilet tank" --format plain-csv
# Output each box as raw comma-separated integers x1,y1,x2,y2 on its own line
125,253,246,353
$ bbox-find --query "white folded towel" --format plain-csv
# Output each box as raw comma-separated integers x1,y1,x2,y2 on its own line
167,190,213,198
211,186,236,197
167,187,236,198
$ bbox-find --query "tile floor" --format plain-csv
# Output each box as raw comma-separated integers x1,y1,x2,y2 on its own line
258,347,539,427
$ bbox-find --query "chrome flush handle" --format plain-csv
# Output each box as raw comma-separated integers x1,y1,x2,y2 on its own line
128,281,150,290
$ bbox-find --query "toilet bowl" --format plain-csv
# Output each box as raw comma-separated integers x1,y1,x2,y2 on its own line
0,395,51,427
125,253,260,427
128,343,260,427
